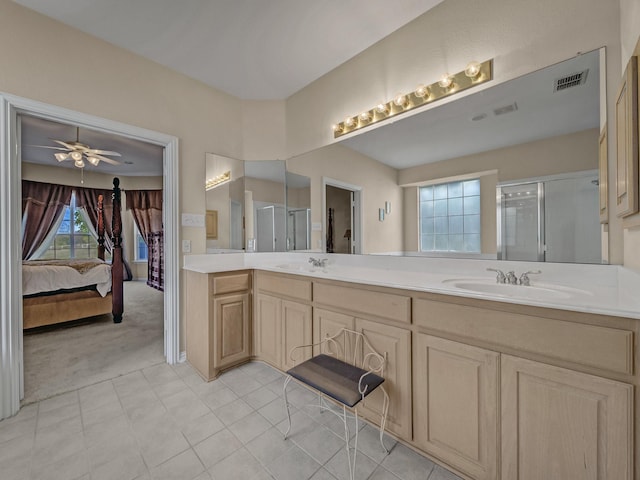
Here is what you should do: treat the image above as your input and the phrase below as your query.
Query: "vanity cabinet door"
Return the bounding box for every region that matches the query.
[281,300,312,371]
[213,293,250,370]
[414,334,499,480]
[615,55,638,218]
[254,293,282,369]
[313,308,355,358]
[501,355,632,480]
[355,318,412,439]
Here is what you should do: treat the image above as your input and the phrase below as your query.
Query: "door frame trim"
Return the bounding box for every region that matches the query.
[0,92,180,420]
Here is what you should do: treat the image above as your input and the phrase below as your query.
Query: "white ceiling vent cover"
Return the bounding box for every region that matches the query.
[554,69,589,92]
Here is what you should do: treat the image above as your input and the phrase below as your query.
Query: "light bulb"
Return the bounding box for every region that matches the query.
[438,73,453,89]
[332,124,343,133]
[70,151,82,161]
[375,103,389,115]
[358,111,372,122]
[74,159,85,168]
[55,152,69,162]
[344,117,356,128]
[465,61,481,78]
[393,93,408,108]
[415,84,430,98]
[87,156,100,166]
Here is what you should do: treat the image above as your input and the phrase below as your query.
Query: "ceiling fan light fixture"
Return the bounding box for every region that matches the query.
[74,158,85,168]
[70,151,83,161]
[55,152,69,162]
[87,156,100,166]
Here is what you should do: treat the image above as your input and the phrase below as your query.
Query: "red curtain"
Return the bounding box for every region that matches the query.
[21,180,73,260]
[126,189,163,291]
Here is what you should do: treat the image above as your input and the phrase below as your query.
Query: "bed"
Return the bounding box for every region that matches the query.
[22,178,125,329]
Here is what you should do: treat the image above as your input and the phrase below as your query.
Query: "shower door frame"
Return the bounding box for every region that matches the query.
[496,181,546,262]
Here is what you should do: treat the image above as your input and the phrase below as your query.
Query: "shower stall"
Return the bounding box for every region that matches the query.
[497,171,601,263]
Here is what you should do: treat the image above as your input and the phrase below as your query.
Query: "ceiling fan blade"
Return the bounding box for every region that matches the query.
[53,140,76,150]
[87,149,122,157]
[91,153,122,165]
[25,145,69,151]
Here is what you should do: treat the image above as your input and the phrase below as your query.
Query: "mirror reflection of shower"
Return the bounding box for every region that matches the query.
[286,171,312,251]
[497,170,600,263]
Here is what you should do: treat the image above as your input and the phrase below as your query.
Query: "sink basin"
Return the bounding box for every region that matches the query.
[442,278,591,300]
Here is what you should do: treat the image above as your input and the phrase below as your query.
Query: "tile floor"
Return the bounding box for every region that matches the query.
[0,361,463,480]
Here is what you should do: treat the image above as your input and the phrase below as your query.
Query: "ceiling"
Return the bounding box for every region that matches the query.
[13,0,444,100]
[21,115,164,176]
[341,50,600,169]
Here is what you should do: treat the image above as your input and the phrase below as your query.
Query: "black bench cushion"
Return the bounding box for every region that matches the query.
[286,354,385,408]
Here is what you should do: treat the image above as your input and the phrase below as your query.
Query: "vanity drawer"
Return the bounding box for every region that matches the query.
[256,272,312,301]
[414,298,633,375]
[212,272,251,295]
[314,283,410,323]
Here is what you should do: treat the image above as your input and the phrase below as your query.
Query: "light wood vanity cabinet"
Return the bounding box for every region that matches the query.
[501,355,633,480]
[313,282,413,440]
[356,318,412,440]
[254,272,312,370]
[187,269,637,480]
[414,293,635,480]
[185,270,251,380]
[413,334,499,480]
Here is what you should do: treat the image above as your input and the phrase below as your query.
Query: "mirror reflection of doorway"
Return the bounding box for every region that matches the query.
[325,184,358,254]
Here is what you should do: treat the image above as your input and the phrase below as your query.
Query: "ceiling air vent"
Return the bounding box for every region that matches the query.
[554,69,588,92]
[493,103,518,116]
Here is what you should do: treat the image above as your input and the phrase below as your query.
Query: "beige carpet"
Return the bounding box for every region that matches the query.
[23,280,164,404]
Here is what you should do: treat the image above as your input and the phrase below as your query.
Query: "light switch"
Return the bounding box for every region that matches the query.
[182,240,191,253]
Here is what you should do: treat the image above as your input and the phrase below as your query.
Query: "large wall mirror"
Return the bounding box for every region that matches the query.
[285,47,604,263]
[205,153,244,253]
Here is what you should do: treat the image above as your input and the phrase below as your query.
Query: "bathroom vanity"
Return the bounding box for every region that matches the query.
[184,253,640,480]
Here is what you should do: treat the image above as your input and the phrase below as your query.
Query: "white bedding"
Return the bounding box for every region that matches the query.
[23,260,112,297]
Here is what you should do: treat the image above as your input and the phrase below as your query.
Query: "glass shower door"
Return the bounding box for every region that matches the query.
[497,183,544,261]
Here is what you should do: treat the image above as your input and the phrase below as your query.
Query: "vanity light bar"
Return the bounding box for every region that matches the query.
[332,59,493,138]
[205,171,231,190]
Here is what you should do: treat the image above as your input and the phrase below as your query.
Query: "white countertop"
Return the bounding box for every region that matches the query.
[183,252,640,320]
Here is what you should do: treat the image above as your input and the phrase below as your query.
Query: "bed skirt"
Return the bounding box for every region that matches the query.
[23,290,112,329]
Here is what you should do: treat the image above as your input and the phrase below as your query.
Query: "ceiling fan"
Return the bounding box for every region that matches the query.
[30,126,122,168]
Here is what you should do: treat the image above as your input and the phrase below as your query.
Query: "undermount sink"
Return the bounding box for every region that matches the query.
[442,278,591,300]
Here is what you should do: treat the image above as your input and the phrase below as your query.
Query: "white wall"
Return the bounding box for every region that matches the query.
[620,0,640,68]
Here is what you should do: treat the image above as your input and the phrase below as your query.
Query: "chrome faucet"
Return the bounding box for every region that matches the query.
[486,268,506,284]
[505,271,518,285]
[308,257,328,268]
[519,270,541,286]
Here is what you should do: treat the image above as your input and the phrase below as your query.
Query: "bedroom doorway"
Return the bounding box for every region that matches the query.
[0,93,180,420]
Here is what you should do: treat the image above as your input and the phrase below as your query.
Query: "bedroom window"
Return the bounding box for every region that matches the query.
[38,193,102,260]
[419,179,481,253]
[134,226,148,262]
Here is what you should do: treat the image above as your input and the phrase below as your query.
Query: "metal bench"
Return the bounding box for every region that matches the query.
[283,328,389,480]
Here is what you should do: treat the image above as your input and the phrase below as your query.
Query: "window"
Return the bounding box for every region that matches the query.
[419,179,481,253]
[39,193,102,260]
[134,226,148,262]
